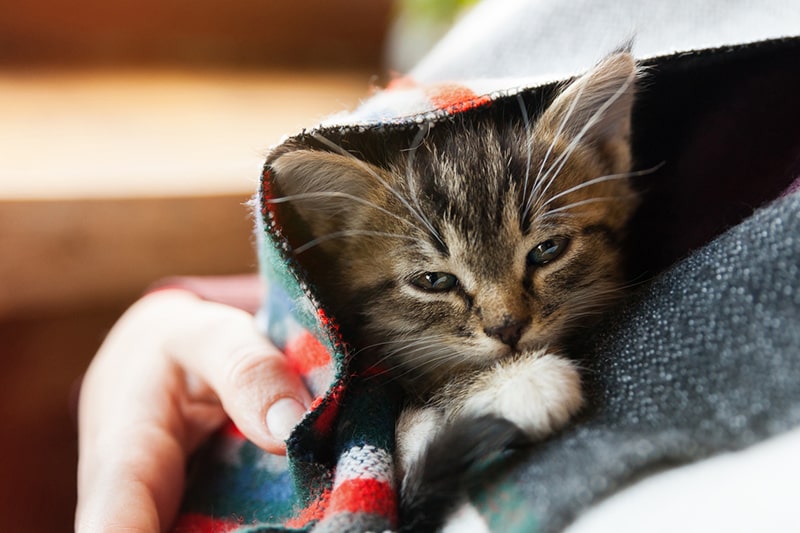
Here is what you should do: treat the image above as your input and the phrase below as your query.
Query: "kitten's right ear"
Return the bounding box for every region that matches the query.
[268,149,377,239]
[536,51,638,172]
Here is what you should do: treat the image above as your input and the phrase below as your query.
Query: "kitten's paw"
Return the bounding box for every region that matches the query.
[395,405,444,482]
[459,352,583,439]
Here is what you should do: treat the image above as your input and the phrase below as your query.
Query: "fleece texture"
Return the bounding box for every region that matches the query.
[175,1,800,531]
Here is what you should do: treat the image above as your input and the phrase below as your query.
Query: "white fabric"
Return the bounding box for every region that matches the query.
[566,426,800,532]
[412,0,800,82]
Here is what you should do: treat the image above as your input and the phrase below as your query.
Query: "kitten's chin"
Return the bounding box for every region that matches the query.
[484,338,556,361]
[518,329,562,354]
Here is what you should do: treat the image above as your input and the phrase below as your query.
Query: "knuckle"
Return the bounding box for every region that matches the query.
[222,344,287,391]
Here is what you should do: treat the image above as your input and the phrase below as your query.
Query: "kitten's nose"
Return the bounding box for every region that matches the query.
[484,318,527,348]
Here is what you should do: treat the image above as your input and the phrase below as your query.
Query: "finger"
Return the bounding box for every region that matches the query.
[77,306,211,533]
[76,421,185,533]
[163,295,313,454]
[77,290,235,532]
[76,289,310,532]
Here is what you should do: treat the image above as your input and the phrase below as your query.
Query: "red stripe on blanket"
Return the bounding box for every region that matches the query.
[285,330,332,374]
[221,420,245,440]
[284,488,332,528]
[311,381,345,434]
[427,83,492,114]
[316,307,340,335]
[261,169,276,216]
[172,512,242,532]
[328,478,397,520]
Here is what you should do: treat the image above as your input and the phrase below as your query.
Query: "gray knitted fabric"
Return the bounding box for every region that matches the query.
[472,190,800,532]
[413,3,800,526]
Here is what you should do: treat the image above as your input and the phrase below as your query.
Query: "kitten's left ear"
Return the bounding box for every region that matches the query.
[268,149,380,243]
[536,52,637,171]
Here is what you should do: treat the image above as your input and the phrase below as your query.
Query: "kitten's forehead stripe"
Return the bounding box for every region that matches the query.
[405,120,532,280]
[429,219,450,256]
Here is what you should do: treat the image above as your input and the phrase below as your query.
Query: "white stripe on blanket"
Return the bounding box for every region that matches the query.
[333,445,395,488]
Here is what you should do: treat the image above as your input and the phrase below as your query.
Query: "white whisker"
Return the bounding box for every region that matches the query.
[267,191,419,230]
[537,163,661,210]
[516,94,534,220]
[363,334,448,370]
[294,229,420,254]
[530,76,635,220]
[538,196,623,217]
[401,348,460,376]
[524,78,589,220]
[403,123,445,248]
[357,334,443,355]
[312,132,446,248]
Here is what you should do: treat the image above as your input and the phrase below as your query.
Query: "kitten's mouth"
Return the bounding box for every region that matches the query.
[488,343,519,360]
[507,338,549,358]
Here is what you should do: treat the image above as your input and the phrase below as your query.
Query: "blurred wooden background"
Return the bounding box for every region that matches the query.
[0,0,393,530]
[0,0,391,69]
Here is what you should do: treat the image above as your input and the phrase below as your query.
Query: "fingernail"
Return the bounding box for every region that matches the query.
[266,398,306,441]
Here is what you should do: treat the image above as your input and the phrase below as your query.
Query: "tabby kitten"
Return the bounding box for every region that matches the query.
[269,51,638,526]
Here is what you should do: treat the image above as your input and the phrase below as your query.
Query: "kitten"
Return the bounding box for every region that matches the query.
[268,51,639,530]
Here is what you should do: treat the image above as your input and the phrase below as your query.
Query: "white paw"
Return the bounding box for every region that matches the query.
[395,405,444,481]
[459,352,583,439]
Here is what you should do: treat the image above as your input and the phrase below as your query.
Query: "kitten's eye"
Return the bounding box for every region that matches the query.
[410,272,459,292]
[527,236,569,266]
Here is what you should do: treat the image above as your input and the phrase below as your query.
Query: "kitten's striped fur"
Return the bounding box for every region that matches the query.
[269,52,639,530]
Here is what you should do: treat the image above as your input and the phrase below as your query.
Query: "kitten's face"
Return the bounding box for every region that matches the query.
[269,52,638,381]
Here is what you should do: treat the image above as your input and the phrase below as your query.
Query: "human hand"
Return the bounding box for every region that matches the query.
[75,289,312,532]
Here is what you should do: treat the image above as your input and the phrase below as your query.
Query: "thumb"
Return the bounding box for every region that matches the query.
[165,295,312,453]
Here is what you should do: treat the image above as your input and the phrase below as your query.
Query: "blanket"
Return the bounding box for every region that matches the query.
[175,1,800,531]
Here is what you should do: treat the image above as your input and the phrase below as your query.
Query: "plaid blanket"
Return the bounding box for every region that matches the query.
[175,1,800,531]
